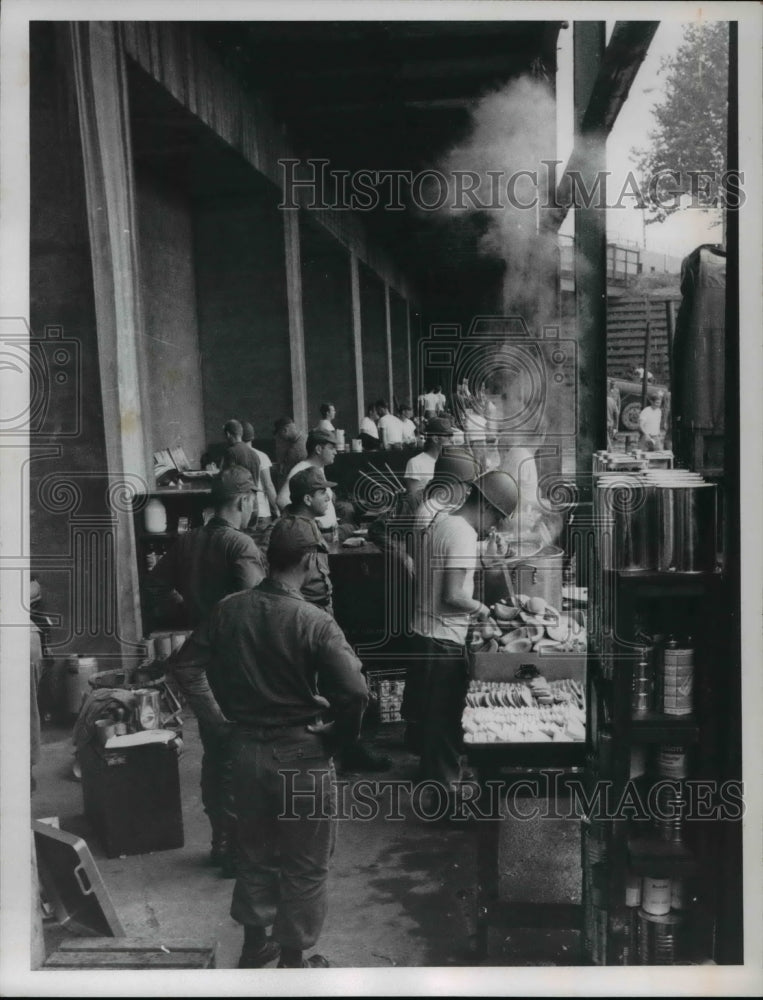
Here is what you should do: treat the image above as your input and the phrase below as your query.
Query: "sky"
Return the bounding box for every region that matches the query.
[557,19,726,259]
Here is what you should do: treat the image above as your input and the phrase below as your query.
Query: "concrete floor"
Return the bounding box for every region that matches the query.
[32,718,583,970]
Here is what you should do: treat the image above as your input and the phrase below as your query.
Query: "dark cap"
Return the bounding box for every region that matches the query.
[211,465,257,501]
[307,428,337,448]
[472,470,518,519]
[268,516,321,561]
[289,466,337,501]
[425,416,454,437]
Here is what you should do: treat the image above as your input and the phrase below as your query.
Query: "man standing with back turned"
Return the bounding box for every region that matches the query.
[169,518,368,969]
[144,466,266,875]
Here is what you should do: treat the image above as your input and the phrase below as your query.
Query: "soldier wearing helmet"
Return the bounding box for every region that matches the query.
[410,469,518,814]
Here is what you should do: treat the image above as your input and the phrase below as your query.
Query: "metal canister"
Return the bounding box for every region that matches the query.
[654,785,686,844]
[656,745,689,779]
[654,481,717,572]
[662,642,694,716]
[638,908,682,964]
[642,876,672,916]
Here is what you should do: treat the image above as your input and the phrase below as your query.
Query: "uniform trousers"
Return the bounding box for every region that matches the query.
[229,726,337,950]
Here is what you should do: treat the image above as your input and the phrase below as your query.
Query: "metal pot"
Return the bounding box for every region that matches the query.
[655,482,717,572]
[506,545,564,609]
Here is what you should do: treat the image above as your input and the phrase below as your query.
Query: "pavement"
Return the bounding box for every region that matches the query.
[32,717,583,971]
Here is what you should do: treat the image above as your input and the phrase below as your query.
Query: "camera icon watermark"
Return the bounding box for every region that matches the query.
[418,315,577,442]
[0,318,82,437]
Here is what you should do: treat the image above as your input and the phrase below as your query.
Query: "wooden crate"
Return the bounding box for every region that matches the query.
[43,937,216,969]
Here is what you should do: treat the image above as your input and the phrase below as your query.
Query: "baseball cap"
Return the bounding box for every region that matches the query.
[289,466,337,501]
[433,448,480,484]
[210,465,257,501]
[425,416,454,437]
[308,428,337,447]
[268,516,321,561]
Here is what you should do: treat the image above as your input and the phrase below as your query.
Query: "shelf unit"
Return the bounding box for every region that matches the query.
[131,488,215,634]
[585,543,730,965]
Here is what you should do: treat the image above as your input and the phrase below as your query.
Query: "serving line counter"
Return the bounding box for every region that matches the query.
[464,550,589,958]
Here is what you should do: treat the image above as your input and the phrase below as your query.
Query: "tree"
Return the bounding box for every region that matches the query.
[632,23,728,226]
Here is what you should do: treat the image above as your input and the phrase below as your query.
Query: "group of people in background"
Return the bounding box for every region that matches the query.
[144,385,535,969]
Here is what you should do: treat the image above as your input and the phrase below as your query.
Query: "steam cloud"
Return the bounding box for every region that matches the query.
[435,76,560,325]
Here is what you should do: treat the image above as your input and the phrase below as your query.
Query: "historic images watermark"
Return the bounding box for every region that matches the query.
[279,771,746,824]
[279,158,746,213]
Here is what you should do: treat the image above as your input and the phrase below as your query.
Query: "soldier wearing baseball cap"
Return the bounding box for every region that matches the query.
[288,466,337,502]
[403,416,455,513]
[170,505,368,970]
[283,456,392,773]
[280,469,336,614]
[145,463,266,875]
[276,429,339,530]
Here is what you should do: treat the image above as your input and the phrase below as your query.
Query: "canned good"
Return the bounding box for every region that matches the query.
[642,876,672,915]
[625,871,642,907]
[638,908,682,964]
[661,643,694,716]
[656,745,689,779]
[654,785,686,844]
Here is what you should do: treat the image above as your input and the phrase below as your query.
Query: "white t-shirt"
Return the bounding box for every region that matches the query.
[277,459,337,529]
[639,406,662,437]
[413,494,458,533]
[252,448,273,518]
[435,391,447,412]
[413,512,478,645]
[401,417,417,443]
[315,418,335,433]
[377,413,404,447]
[360,416,379,439]
[421,391,439,414]
[404,451,436,485]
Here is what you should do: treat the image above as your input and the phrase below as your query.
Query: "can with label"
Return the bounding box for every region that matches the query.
[642,876,672,915]
[656,745,689,779]
[662,642,694,716]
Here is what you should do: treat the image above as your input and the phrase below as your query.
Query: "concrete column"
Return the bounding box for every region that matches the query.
[350,251,364,428]
[283,209,308,431]
[384,282,394,406]
[70,22,150,646]
[406,302,414,409]
[573,22,608,490]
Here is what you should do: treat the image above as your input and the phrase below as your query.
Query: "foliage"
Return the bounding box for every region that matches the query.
[632,23,729,225]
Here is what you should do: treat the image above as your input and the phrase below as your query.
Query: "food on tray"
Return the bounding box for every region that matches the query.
[462,678,586,743]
